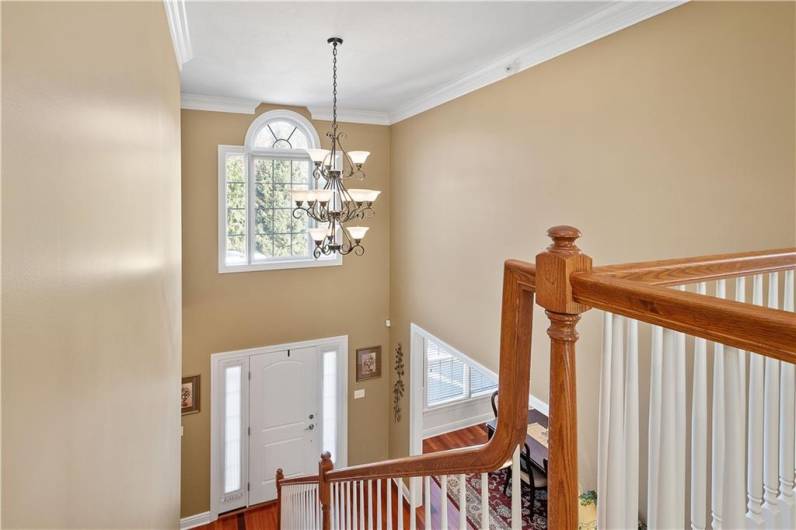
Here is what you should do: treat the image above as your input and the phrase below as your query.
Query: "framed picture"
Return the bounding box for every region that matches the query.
[356,346,382,382]
[181,375,200,415]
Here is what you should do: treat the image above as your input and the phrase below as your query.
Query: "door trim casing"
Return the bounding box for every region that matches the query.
[209,335,348,521]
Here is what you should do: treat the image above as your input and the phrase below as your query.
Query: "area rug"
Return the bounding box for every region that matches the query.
[435,468,547,529]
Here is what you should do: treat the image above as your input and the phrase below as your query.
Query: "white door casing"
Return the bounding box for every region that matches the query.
[249,347,321,504]
[209,336,348,521]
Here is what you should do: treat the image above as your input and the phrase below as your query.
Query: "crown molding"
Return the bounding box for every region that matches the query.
[163,0,193,70]
[388,0,686,124]
[308,106,391,126]
[181,93,260,114]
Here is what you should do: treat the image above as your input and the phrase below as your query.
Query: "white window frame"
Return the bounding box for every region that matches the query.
[218,109,342,273]
[419,330,497,411]
[209,335,348,521]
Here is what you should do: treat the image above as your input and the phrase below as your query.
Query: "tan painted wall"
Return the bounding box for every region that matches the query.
[1,2,182,528]
[388,0,796,491]
[180,105,390,517]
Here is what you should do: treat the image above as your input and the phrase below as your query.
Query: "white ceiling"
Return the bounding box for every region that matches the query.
[177,1,682,123]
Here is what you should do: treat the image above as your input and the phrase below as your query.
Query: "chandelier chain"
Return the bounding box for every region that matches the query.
[332,41,338,137]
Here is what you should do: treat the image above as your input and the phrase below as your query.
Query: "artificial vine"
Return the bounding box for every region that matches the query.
[392,343,405,423]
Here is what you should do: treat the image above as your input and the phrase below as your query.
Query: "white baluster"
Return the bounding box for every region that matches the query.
[290,486,295,530]
[377,479,383,530]
[511,445,521,530]
[300,485,305,530]
[424,476,431,530]
[648,325,664,528]
[762,273,782,525]
[778,271,795,528]
[480,473,489,530]
[397,480,403,530]
[747,274,766,527]
[597,312,615,529]
[387,479,393,530]
[360,481,366,530]
[691,283,708,530]
[410,477,417,530]
[347,481,353,530]
[716,277,748,530]
[369,480,375,530]
[675,321,687,520]
[353,481,360,530]
[441,475,448,530]
[296,486,300,530]
[648,326,686,528]
[625,318,639,530]
[331,483,337,530]
[308,485,313,529]
[598,313,631,528]
[458,474,466,530]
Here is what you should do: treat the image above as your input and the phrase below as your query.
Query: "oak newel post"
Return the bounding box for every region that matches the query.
[536,225,592,530]
[319,452,334,530]
[275,468,284,528]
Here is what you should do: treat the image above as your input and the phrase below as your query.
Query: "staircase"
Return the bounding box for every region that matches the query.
[276,226,796,530]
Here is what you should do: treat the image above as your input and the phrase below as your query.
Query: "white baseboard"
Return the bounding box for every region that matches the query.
[180,511,213,530]
[422,411,493,439]
[529,395,549,416]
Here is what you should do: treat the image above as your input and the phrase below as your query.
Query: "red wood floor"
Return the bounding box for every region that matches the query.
[194,424,488,530]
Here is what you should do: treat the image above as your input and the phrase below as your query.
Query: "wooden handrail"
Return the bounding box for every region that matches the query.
[572,271,796,363]
[325,259,536,482]
[594,248,796,286]
[278,474,319,486]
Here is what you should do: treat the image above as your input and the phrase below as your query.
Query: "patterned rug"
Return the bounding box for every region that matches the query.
[435,468,547,529]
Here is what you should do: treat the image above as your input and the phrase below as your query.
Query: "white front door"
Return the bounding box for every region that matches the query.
[248,346,320,504]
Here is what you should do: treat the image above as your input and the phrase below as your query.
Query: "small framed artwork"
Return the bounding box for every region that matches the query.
[356,346,382,382]
[181,375,200,415]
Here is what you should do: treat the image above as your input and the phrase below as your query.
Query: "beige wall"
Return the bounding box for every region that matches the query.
[1,2,182,528]
[180,105,391,517]
[388,0,796,490]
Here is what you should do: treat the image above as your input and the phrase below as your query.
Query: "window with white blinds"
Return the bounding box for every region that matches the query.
[424,336,497,408]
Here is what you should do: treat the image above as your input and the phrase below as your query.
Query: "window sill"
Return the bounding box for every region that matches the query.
[424,392,493,413]
[219,255,342,273]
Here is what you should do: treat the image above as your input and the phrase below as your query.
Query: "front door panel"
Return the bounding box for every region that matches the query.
[249,347,319,504]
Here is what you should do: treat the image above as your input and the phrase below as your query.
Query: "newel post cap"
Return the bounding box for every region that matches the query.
[546,225,582,252]
[319,451,334,473]
[536,225,592,314]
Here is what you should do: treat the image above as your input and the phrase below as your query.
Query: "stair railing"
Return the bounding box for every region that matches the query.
[571,232,796,529]
[277,225,795,530]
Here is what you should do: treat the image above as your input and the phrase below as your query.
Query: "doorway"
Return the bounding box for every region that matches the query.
[210,336,348,518]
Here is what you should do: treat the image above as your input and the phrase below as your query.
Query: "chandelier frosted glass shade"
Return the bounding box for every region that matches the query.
[292,37,381,259]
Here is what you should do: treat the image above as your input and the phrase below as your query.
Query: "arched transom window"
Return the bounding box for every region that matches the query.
[252,119,310,150]
[219,110,338,272]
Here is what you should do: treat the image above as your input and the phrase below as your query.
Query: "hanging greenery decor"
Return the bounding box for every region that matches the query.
[392,343,405,423]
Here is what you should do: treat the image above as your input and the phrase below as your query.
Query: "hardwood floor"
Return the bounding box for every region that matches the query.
[195,502,278,530]
[194,425,488,530]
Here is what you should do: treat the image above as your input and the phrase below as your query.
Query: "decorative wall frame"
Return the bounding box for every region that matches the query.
[356,345,382,382]
[181,375,200,415]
